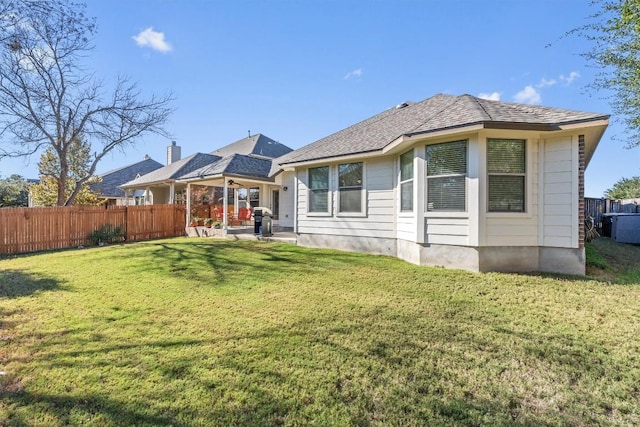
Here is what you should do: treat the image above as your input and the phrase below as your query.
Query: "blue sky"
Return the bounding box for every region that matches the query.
[1,0,638,197]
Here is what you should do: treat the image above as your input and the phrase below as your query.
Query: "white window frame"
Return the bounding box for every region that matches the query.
[425,140,468,212]
[399,149,414,213]
[337,161,366,217]
[486,138,526,214]
[307,166,331,216]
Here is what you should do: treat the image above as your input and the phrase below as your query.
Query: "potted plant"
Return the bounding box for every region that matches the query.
[190,216,200,227]
[204,218,213,228]
[213,221,222,229]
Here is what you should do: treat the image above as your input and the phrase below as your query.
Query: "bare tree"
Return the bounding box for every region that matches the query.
[0,0,173,205]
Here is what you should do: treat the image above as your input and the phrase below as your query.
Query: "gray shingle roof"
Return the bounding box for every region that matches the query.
[277,93,609,165]
[92,157,163,198]
[121,153,221,187]
[211,134,293,159]
[180,154,273,181]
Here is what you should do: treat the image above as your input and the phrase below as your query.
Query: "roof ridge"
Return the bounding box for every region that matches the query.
[281,103,409,163]
[98,157,161,177]
[168,152,219,179]
[463,94,494,121]
[404,94,460,135]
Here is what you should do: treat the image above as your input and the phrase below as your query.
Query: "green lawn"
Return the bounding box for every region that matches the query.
[1,237,639,426]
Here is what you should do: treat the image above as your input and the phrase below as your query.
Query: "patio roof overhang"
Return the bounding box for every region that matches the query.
[178,173,276,188]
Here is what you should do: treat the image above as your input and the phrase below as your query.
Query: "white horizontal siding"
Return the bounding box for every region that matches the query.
[486,224,538,236]
[277,171,295,227]
[542,137,575,247]
[426,224,468,235]
[544,225,572,237]
[485,217,539,246]
[544,182,572,194]
[545,236,573,247]
[544,171,572,184]
[397,216,416,241]
[425,217,469,245]
[296,158,395,239]
[427,234,469,245]
[544,215,573,226]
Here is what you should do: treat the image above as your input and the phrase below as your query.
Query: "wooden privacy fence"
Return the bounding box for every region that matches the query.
[0,204,187,255]
[584,197,640,233]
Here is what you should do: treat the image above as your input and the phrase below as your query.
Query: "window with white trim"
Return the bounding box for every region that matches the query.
[338,162,363,213]
[400,149,414,212]
[308,166,330,213]
[426,140,467,212]
[487,138,526,212]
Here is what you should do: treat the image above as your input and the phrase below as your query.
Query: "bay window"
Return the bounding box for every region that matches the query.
[400,150,414,212]
[487,138,526,212]
[426,140,467,211]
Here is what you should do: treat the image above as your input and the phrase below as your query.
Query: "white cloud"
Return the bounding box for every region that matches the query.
[514,85,541,104]
[132,27,172,53]
[536,77,557,88]
[560,71,581,85]
[478,92,501,101]
[344,68,362,80]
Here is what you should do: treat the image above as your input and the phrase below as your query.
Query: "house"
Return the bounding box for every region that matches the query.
[26,156,163,207]
[90,155,163,206]
[274,93,609,275]
[120,134,294,228]
[119,152,222,205]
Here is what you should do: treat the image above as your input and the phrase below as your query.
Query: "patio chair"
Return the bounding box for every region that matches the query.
[238,207,248,226]
[213,207,223,222]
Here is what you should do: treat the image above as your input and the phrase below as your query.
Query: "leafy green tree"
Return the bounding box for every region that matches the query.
[604,176,640,199]
[0,0,173,206]
[30,139,102,206]
[29,175,101,207]
[0,174,29,207]
[573,0,640,147]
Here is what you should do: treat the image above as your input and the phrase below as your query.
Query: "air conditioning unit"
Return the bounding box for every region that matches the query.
[609,214,640,244]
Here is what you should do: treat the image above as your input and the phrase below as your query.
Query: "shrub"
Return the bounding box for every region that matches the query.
[90,224,125,246]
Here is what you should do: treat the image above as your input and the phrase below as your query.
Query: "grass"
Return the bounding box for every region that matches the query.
[0,237,639,426]
[586,237,640,283]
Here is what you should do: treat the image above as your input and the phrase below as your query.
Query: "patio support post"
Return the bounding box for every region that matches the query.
[294,170,299,233]
[169,182,175,204]
[223,178,229,230]
[186,182,191,226]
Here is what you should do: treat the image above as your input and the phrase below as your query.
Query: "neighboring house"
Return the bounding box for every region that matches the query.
[120,152,222,205]
[274,93,609,275]
[91,155,163,206]
[120,134,294,227]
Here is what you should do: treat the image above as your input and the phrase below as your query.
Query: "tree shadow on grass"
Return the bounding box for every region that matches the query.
[0,270,61,298]
[7,300,632,426]
[1,391,177,426]
[125,239,369,288]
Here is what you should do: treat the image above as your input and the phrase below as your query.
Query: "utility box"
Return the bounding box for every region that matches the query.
[609,214,640,244]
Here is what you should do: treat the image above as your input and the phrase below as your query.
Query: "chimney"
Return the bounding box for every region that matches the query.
[167,141,181,165]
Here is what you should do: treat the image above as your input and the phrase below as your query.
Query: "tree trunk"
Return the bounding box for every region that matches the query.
[58,166,67,206]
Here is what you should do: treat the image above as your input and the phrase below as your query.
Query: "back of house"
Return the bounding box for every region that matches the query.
[274,93,609,275]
